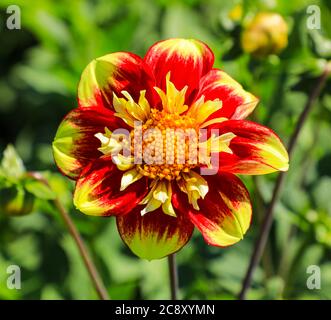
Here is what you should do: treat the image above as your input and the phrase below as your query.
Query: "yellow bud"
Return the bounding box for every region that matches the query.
[241,12,288,58]
[229,4,243,22]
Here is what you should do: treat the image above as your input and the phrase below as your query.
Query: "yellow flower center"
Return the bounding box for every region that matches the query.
[131,108,200,181]
[94,74,236,216]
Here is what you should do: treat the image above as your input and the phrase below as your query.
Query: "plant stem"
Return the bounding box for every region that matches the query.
[168,254,179,300]
[52,197,110,300]
[238,62,331,300]
[253,176,274,278]
[27,172,110,300]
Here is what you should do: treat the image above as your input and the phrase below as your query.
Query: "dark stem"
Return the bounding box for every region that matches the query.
[253,176,274,278]
[52,197,110,300]
[27,172,110,300]
[238,63,331,300]
[168,254,179,300]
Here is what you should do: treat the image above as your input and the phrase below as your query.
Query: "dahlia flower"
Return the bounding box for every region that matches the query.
[52,38,289,260]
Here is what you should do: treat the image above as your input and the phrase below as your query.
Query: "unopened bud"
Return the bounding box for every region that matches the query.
[241,12,288,58]
[0,186,34,216]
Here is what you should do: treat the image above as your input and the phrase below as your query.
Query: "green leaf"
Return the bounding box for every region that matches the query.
[313,177,331,214]
[24,179,56,200]
[309,30,331,58]
[0,145,25,181]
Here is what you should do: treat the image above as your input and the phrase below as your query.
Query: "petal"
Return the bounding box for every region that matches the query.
[198,132,236,160]
[162,182,177,217]
[116,205,194,260]
[212,120,289,175]
[73,156,148,216]
[188,173,252,247]
[140,180,176,216]
[95,129,131,158]
[52,107,127,179]
[78,52,155,108]
[113,154,135,171]
[113,90,151,126]
[120,168,143,191]
[197,69,258,120]
[186,95,222,125]
[154,73,188,114]
[177,171,209,210]
[144,38,214,103]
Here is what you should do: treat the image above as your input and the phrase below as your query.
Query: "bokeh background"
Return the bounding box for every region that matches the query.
[1,0,331,300]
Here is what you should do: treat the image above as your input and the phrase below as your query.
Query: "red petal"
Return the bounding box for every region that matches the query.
[209,120,289,175]
[78,52,156,109]
[188,173,252,247]
[74,156,148,216]
[144,38,214,103]
[197,69,258,120]
[117,198,194,260]
[52,107,128,179]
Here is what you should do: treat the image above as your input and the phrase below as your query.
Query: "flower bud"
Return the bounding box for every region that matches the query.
[0,185,34,216]
[241,12,288,58]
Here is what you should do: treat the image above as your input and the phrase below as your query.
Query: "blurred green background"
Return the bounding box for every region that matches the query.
[1,0,331,300]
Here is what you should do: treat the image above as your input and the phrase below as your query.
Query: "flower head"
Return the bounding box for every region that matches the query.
[52,38,289,260]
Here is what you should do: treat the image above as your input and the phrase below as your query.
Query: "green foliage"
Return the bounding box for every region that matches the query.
[0,0,331,300]
[24,180,56,200]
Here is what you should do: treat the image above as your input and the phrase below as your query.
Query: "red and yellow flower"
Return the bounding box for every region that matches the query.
[52,39,289,260]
